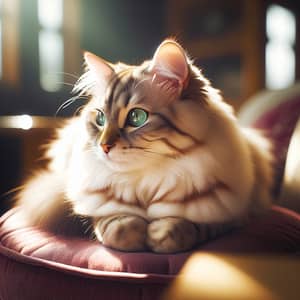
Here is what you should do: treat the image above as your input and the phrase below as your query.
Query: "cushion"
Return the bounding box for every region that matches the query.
[280,118,300,212]
[238,85,300,197]
[1,206,300,300]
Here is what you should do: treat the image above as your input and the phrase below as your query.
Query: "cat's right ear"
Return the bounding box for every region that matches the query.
[148,40,189,99]
[84,52,115,86]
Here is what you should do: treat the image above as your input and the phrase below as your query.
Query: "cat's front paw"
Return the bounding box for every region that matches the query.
[147,217,198,253]
[94,215,148,252]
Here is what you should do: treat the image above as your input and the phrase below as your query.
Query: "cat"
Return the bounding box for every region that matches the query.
[16,39,274,253]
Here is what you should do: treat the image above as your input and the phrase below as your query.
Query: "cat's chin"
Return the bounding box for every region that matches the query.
[98,149,159,172]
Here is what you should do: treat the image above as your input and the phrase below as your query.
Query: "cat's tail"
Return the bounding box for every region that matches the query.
[242,128,274,215]
[15,170,90,236]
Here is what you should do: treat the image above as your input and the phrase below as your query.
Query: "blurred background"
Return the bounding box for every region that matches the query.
[0,0,300,213]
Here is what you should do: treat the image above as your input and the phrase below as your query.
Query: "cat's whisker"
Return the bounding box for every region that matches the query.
[54,72,80,80]
[151,73,157,85]
[56,82,78,88]
[55,96,85,116]
[3,185,25,197]
[72,70,96,97]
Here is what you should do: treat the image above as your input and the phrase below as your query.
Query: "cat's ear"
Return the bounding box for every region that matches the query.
[149,40,189,95]
[84,51,114,86]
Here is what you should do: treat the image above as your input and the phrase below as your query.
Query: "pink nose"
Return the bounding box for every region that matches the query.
[101,143,114,154]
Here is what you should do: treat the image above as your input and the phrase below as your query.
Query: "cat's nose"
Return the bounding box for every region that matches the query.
[101,143,115,154]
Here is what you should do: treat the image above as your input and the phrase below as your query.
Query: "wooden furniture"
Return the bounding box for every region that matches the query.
[0,116,63,214]
[166,0,300,110]
[0,115,62,174]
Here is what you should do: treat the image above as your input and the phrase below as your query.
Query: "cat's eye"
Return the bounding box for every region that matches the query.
[95,110,106,127]
[126,108,148,127]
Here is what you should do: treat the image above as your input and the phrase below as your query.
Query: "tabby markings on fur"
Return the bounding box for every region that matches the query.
[16,39,273,253]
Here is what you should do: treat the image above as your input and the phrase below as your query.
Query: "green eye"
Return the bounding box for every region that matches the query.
[127,108,148,127]
[96,110,106,126]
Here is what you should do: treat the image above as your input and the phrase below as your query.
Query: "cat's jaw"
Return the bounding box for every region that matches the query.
[93,143,170,172]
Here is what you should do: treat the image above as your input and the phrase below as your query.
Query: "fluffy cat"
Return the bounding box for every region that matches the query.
[16,40,273,253]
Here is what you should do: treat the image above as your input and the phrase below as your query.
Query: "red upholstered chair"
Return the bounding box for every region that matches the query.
[238,82,300,199]
[0,206,299,300]
[1,84,300,300]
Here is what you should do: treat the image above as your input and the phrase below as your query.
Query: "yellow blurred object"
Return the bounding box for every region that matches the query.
[280,117,300,212]
[0,115,64,175]
[164,253,300,300]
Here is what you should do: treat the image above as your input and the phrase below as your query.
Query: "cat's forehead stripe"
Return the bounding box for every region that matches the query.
[104,72,125,110]
[105,69,134,111]
[114,77,134,108]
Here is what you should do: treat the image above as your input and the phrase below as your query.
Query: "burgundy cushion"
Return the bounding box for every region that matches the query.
[251,95,300,196]
[0,206,300,300]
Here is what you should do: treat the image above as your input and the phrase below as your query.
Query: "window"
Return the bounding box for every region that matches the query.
[38,0,64,92]
[0,0,20,85]
[0,0,3,79]
[0,0,80,91]
[266,4,296,90]
[38,0,80,93]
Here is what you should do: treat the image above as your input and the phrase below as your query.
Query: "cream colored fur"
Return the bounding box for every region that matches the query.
[16,40,274,252]
[45,96,272,224]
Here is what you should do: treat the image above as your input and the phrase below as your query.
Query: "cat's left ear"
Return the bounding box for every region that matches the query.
[84,51,115,87]
[149,40,189,95]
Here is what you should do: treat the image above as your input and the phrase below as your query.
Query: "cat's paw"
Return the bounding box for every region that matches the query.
[94,215,148,252]
[147,217,198,253]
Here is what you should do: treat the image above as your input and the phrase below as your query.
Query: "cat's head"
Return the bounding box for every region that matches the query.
[75,40,230,171]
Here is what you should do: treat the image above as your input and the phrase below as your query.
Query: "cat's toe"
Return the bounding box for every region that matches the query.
[94,215,148,252]
[147,217,198,253]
